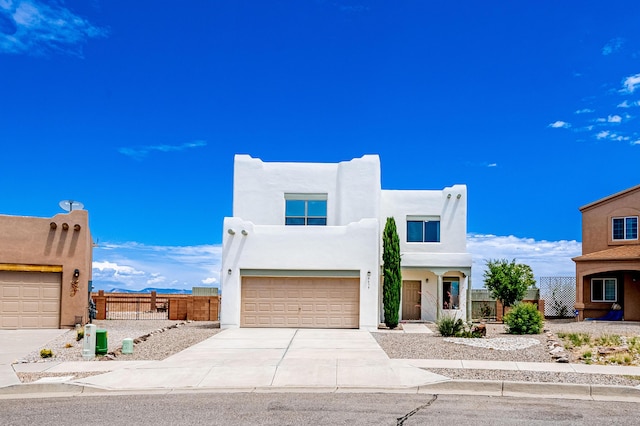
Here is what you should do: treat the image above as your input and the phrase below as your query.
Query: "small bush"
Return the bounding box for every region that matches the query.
[76,329,84,341]
[596,334,622,347]
[436,316,465,337]
[503,302,543,335]
[40,348,53,358]
[558,332,591,348]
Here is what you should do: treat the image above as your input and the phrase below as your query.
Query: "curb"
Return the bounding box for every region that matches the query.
[1,380,640,402]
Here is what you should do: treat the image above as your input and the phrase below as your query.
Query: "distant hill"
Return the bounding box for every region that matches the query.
[105,287,194,294]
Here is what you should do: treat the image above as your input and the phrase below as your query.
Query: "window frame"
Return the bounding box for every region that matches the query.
[443,276,460,310]
[406,216,441,243]
[591,278,617,303]
[612,216,638,241]
[284,194,328,226]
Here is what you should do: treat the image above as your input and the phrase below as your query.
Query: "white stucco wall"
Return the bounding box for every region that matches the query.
[381,185,468,256]
[232,154,381,226]
[220,217,380,328]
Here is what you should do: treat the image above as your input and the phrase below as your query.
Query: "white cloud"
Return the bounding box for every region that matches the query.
[617,100,640,108]
[487,163,497,168]
[595,130,630,142]
[468,234,581,288]
[602,37,624,56]
[92,242,221,291]
[118,140,207,160]
[575,108,594,114]
[632,140,640,146]
[549,121,571,129]
[0,0,106,56]
[622,73,640,94]
[607,115,622,123]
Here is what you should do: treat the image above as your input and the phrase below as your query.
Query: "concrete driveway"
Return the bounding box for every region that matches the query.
[75,328,448,390]
[0,329,69,387]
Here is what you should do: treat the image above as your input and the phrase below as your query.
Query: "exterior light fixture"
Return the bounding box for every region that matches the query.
[227,269,232,275]
[425,278,429,283]
[241,229,248,236]
[227,229,236,235]
[74,269,80,278]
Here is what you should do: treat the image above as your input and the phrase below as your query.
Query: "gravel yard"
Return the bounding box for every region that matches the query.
[15,320,221,382]
[372,319,640,386]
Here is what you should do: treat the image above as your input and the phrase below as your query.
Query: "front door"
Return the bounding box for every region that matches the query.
[402,280,421,321]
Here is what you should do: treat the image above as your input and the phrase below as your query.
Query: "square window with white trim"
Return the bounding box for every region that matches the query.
[591,278,617,302]
[612,216,638,241]
[285,194,327,226]
[407,216,440,243]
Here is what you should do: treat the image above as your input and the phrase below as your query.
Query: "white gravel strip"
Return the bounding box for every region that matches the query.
[443,337,540,351]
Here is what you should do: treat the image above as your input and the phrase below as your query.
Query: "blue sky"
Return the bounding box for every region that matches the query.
[1,1,638,290]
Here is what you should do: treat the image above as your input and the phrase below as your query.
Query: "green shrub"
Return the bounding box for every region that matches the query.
[596,334,622,346]
[456,326,484,338]
[557,332,591,348]
[436,316,465,337]
[40,348,53,358]
[503,302,543,334]
[76,329,84,341]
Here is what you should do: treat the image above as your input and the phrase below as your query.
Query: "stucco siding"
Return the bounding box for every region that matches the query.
[221,217,380,328]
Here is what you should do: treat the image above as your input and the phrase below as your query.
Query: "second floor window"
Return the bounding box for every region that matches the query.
[407,217,440,242]
[285,195,327,226]
[612,216,638,240]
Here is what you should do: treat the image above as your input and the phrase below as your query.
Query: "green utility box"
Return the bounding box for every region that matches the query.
[95,329,108,355]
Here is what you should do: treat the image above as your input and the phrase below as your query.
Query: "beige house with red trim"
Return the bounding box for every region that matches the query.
[573,184,640,321]
[0,210,92,329]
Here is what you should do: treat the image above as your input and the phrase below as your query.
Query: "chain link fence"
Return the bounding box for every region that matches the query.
[539,276,576,318]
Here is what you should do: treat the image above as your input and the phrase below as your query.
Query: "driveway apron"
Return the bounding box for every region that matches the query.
[75,328,448,390]
[0,329,69,387]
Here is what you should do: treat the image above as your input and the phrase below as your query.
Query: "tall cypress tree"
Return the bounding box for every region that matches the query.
[383,217,401,329]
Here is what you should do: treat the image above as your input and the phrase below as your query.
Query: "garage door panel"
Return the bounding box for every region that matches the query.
[22,301,40,313]
[241,276,359,328]
[2,301,19,312]
[22,287,41,298]
[0,271,61,329]
[3,286,19,298]
[41,302,59,313]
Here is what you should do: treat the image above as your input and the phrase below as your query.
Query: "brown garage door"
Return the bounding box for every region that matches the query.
[0,271,61,329]
[241,276,359,328]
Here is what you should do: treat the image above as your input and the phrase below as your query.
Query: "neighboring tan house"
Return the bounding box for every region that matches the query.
[0,210,93,329]
[220,155,472,329]
[573,184,640,321]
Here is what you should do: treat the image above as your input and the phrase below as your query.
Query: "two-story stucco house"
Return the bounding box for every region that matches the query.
[573,184,640,321]
[220,155,472,329]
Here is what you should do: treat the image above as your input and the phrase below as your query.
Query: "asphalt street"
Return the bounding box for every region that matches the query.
[2,392,639,426]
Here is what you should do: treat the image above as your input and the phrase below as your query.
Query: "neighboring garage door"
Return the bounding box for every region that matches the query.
[0,271,61,329]
[241,276,359,328]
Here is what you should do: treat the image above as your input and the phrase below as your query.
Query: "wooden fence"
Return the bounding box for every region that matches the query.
[92,291,219,321]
